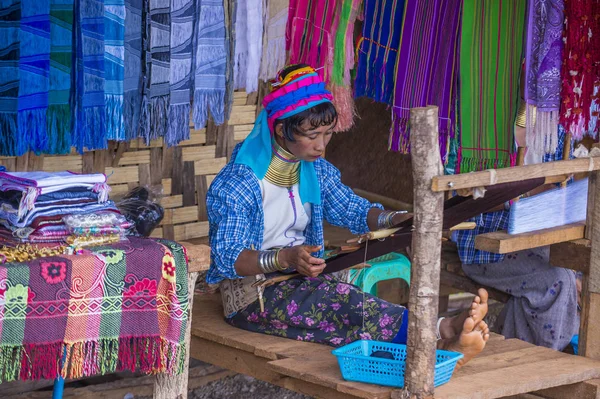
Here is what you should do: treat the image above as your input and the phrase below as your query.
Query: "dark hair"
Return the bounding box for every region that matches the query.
[276,102,338,142]
[274,64,338,142]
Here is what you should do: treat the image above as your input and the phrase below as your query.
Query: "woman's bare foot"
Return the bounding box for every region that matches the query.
[440,317,490,369]
[439,288,489,340]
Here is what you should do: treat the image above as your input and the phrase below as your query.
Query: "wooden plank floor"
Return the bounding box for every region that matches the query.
[191,294,600,399]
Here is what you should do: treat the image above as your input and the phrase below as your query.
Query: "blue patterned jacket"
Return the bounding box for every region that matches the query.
[205,144,382,284]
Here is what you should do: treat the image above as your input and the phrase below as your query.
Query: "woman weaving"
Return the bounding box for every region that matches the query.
[206,65,489,367]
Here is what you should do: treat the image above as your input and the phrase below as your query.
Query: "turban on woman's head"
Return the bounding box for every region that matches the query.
[235,65,334,205]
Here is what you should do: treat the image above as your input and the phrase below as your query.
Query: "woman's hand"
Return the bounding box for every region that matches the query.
[279,245,326,277]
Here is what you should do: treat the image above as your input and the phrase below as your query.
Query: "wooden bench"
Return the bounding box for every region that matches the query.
[190,293,600,399]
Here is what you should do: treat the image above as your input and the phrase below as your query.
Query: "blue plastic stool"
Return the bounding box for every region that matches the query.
[349,252,411,296]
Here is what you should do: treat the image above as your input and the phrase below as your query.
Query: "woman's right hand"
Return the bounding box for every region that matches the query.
[279,245,326,277]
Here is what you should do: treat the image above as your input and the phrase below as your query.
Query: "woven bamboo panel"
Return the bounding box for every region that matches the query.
[0,91,257,242]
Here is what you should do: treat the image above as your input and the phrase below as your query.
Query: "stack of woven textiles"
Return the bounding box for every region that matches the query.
[0,171,130,245]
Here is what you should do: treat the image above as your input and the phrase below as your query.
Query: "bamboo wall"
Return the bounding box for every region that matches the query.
[0,91,257,242]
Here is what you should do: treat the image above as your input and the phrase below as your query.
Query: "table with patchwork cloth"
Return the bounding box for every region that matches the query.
[0,236,194,393]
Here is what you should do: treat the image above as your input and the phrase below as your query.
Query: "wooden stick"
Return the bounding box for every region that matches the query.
[153,271,199,398]
[346,222,475,244]
[401,106,444,399]
[430,156,598,192]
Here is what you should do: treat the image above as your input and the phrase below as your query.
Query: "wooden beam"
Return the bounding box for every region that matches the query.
[430,157,600,192]
[474,223,585,254]
[534,379,600,399]
[402,106,444,398]
[190,337,354,399]
[549,239,591,273]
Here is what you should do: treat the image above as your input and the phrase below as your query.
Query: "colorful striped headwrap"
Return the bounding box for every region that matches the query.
[235,66,333,205]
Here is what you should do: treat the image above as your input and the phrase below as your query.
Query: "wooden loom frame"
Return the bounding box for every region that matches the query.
[156,105,600,398]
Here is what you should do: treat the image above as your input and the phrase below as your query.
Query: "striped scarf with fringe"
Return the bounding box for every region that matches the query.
[286,0,336,82]
[104,0,126,141]
[389,0,462,161]
[123,0,143,140]
[18,0,51,154]
[329,0,360,131]
[354,0,405,105]
[140,0,171,144]
[47,0,73,154]
[166,0,194,146]
[72,0,107,152]
[192,0,226,129]
[233,0,263,93]
[259,0,288,82]
[457,0,527,173]
[0,0,21,156]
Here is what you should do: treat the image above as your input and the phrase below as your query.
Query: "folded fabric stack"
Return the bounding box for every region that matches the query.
[0,171,129,245]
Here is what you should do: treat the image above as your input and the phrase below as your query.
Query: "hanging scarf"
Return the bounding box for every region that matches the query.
[166,0,194,146]
[18,0,51,154]
[560,0,600,140]
[72,0,107,152]
[457,0,527,173]
[259,0,288,82]
[354,0,405,105]
[389,0,462,162]
[104,0,126,141]
[235,67,333,205]
[123,0,143,140]
[524,0,564,158]
[192,0,226,129]
[47,0,74,154]
[233,0,263,93]
[329,0,360,131]
[286,0,336,82]
[0,0,20,156]
[145,0,170,143]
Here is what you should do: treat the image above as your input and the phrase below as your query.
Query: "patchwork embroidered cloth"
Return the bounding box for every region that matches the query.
[560,0,600,140]
[0,237,189,382]
[524,0,564,156]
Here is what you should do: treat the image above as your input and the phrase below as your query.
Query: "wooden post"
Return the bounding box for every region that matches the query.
[399,106,444,398]
[153,271,199,399]
[580,151,600,359]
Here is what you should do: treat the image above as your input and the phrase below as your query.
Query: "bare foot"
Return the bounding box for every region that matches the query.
[439,288,489,339]
[441,317,490,369]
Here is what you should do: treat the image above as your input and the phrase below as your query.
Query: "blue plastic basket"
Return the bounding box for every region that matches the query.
[332,340,463,388]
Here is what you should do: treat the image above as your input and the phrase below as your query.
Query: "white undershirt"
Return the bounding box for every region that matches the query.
[259,180,311,250]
